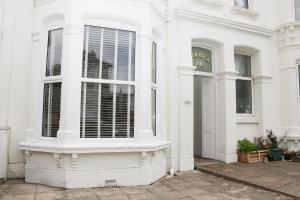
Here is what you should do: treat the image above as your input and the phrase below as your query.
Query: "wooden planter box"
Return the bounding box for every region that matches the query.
[238,150,269,163]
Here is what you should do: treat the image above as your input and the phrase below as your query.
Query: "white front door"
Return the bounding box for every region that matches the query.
[201,77,216,159]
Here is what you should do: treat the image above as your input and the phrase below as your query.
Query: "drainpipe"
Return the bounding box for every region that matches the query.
[0,126,10,182]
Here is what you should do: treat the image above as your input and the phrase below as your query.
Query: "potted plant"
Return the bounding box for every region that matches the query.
[237,139,269,163]
[266,129,283,161]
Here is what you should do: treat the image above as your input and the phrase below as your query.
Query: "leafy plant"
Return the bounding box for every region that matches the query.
[266,129,279,149]
[238,139,259,153]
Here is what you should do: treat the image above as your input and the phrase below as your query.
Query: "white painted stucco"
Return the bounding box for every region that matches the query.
[1,0,300,188]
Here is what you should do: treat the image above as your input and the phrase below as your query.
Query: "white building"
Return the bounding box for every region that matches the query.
[1,0,300,188]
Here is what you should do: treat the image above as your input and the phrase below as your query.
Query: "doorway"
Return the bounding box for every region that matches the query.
[194,75,216,160]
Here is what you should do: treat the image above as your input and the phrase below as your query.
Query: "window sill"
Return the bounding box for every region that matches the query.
[192,0,224,8]
[19,140,171,154]
[236,116,259,124]
[232,7,259,18]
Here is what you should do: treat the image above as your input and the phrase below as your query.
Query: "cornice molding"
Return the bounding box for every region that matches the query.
[34,0,55,7]
[175,8,274,37]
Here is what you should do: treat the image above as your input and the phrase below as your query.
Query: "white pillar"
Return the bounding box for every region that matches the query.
[178,65,195,171]
[136,34,154,142]
[217,44,238,163]
[57,3,83,144]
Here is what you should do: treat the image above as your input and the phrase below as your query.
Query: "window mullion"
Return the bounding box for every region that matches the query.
[49,33,55,76]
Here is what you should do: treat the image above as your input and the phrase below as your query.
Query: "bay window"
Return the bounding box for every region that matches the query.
[295,0,300,20]
[151,42,157,136]
[80,25,136,138]
[235,53,253,114]
[234,0,249,9]
[42,28,63,137]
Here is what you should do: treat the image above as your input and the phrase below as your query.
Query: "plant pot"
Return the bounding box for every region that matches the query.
[269,149,283,161]
[238,150,269,163]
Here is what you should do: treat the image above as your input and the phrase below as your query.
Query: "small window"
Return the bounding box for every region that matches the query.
[151,42,157,136]
[80,25,136,138]
[235,53,253,114]
[192,47,213,73]
[234,0,249,9]
[295,0,300,20]
[42,29,63,137]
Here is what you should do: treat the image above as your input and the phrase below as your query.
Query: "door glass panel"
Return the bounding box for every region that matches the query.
[192,47,213,73]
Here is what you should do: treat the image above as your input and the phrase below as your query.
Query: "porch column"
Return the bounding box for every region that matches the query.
[254,75,273,137]
[217,44,238,163]
[178,65,195,171]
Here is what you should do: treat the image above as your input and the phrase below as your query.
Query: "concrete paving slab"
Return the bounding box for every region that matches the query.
[0,171,291,200]
[196,161,300,198]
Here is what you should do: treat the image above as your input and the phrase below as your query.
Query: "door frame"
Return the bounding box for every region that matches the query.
[192,43,218,160]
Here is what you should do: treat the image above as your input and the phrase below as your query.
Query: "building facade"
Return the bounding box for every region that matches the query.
[0,0,300,188]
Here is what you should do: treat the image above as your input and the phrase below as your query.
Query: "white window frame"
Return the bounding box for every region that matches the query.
[41,26,63,138]
[80,24,137,141]
[151,41,158,137]
[235,52,254,116]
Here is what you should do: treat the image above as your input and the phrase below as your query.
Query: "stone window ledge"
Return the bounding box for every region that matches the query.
[236,117,259,124]
[19,140,171,154]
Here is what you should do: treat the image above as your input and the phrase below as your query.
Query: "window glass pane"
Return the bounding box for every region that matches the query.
[42,83,61,137]
[152,89,157,136]
[192,47,213,73]
[298,65,300,95]
[117,31,130,81]
[100,83,114,138]
[295,0,300,20]
[236,80,252,114]
[152,42,157,84]
[131,36,136,81]
[46,29,63,76]
[130,86,135,137]
[87,26,102,79]
[235,54,251,77]
[102,28,116,80]
[234,0,249,9]
[81,82,99,138]
[115,85,129,138]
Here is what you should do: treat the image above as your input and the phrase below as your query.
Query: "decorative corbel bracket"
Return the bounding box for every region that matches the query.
[71,154,78,169]
[24,151,33,165]
[53,153,63,168]
[140,152,147,166]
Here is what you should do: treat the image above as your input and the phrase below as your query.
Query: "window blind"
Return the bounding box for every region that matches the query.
[42,28,63,137]
[81,25,136,138]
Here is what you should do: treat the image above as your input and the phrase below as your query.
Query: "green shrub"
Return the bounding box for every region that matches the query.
[238,139,259,153]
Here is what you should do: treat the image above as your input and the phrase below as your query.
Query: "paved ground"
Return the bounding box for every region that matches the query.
[196,161,300,198]
[0,171,291,200]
